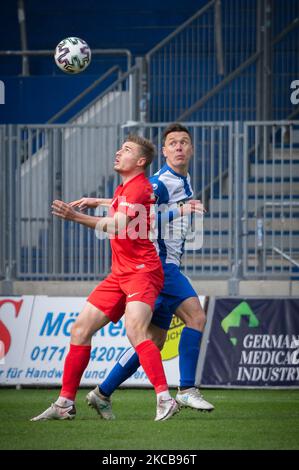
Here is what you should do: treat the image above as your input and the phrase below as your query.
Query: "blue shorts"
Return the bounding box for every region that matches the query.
[151,263,198,331]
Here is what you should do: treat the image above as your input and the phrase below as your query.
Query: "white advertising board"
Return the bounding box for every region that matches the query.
[0,295,206,387]
[0,296,35,384]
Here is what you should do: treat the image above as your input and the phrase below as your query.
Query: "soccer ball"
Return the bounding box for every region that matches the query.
[54,37,91,74]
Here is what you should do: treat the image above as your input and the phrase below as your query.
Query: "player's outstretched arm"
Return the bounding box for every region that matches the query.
[69,197,112,211]
[157,199,206,226]
[52,200,129,235]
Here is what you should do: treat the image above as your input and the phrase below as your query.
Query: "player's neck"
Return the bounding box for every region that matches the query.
[167,162,188,177]
[121,169,144,185]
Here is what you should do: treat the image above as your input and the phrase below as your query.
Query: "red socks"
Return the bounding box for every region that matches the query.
[135,339,168,394]
[60,344,91,401]
[60,340,168,400]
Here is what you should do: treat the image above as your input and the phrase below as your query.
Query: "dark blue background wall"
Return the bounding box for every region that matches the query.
[0,0,204,123]
[0,1,298,124]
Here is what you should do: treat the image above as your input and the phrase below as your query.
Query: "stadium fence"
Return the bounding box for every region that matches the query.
[0,121,298,282]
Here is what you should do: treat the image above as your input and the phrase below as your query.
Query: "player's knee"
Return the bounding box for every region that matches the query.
[193,312,206,331]
[182,310,206,331]
[126,320,149,348]
[197,312,207,330]
[70,322,91,344]
[126,329,143,348]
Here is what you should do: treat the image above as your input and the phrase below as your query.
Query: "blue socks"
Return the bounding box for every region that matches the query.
[99,326,203,396]
[178,327,202,388]
[99,348,140,397]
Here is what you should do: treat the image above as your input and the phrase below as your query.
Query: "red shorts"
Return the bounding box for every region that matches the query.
[87,267,164,323]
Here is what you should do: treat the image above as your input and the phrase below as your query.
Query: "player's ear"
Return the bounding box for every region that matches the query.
[162,146,167,158]
[137,156,147,168]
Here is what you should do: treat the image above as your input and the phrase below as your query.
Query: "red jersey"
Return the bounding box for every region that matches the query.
[109,172,161,275]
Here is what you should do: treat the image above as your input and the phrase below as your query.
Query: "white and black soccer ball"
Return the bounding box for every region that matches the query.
[54,37,91,74]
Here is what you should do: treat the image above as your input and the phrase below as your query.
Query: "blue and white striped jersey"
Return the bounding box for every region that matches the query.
[150,163,193,266]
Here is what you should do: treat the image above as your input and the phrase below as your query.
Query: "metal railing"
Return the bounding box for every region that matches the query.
[45,63,142,126]
[1,120,299,282]
[1,124,122,280]
[47,65,121,124]
[68,64,141,125]
[0,122,235,280]
[243,121,299,278]
[121,122,234,278]
[145,0,299,122]
[0,48,133,76]
[146,0,219,122]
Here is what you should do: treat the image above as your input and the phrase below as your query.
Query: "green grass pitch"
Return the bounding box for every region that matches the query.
[0,388,299,450]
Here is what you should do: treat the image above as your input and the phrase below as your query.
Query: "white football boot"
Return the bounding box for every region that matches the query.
[155,397,179,422]
[176,387,214,412]
[86,387,115,420]
[30,403,76,421]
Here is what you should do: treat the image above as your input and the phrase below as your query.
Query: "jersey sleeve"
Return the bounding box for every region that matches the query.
[117,181,154,218]
[149,175,169,204]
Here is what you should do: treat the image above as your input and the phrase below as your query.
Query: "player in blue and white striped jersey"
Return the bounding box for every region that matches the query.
[87,123,214,418]
[151,161,193,266]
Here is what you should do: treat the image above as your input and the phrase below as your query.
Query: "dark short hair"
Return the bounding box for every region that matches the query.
[125,134,156,168]
[162,123,192,145]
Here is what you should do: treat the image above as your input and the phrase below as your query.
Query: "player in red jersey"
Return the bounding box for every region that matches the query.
[31,135,178,422]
